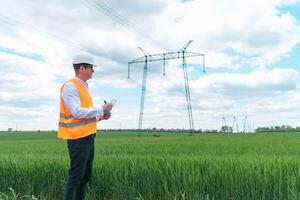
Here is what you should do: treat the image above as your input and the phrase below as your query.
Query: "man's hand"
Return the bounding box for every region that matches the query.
[102,113,111,120]
[96,113,111,122]
[100,99,116,121]
[102,103,113,114]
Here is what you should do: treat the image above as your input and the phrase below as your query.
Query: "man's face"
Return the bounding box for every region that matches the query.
[79,64,94,81]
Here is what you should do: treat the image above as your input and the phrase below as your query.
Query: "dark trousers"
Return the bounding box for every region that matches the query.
[64,134,95,200]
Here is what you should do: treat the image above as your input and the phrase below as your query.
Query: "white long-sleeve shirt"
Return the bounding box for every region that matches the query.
[61,77,102,119]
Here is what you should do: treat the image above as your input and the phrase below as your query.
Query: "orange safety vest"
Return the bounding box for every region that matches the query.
[58,79,97,139]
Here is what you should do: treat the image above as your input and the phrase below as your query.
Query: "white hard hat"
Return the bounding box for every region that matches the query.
[72,52,96,66]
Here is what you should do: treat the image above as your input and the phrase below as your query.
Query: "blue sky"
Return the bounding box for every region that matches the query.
[271,43,300,69]
[0,46,45,62]
[0,0,299,131]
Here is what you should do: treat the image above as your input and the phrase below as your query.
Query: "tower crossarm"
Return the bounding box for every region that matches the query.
[128,51,204,64]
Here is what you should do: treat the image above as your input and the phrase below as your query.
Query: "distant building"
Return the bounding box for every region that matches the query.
[8,128,12,132]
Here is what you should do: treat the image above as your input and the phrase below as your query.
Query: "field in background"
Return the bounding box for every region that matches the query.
[1,131,300,200]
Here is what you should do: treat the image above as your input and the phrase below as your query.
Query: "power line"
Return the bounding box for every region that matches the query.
[87,0,153,40]
[85,0,152,42]
[85,0,170,51]
[0,14,127,64]
[0,14,93,53]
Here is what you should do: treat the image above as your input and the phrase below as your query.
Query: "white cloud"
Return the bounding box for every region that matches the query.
[154,0,300,68]
[0,52,61,129]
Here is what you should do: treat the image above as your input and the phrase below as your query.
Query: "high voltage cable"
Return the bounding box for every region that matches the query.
[87,0,153,40]
[85,0,153,41]
[0,15,88,52]
[2,0,166,54]
[85,0,170,51]
[0,14,123,62]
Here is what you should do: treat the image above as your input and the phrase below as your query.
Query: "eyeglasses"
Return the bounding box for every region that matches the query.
[82,64,94,69]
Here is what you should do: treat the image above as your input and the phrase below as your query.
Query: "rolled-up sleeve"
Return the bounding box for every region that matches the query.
[61,82,102,119]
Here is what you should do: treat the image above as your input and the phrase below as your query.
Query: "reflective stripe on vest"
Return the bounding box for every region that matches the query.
[60,113,73,120]
[59,118,96,128]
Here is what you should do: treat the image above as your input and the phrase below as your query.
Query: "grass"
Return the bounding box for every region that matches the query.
[1,131,300,199]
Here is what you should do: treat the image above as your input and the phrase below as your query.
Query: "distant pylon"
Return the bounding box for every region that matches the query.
[221,114,227,132]
[232,116,239,133]
[243,112,250,133]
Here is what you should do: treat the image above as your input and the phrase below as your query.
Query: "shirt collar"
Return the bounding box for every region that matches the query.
[74,77,88,88]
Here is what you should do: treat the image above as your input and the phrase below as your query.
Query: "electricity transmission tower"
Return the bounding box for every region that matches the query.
[243,112,250,133]
[232,116,239,133]
[221,114,227,133]
[128,40,205,130]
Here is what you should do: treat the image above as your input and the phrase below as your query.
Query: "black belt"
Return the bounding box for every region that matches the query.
[68,133,96,141]
[87,133,96,139]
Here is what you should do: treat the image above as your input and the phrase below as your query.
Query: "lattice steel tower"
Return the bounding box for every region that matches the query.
[128,41,205,130]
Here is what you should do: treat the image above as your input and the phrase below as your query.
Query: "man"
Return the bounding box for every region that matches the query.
[58,52,113,200]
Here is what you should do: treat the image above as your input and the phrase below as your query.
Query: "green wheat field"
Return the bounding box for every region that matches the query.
[1,131,300,200]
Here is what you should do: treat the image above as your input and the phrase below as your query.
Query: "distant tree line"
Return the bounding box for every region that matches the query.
[101,128,202,133]
[104,125,300,134]
[101,128,219,134]
[5,125,300,134]
[255,125,300,133]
